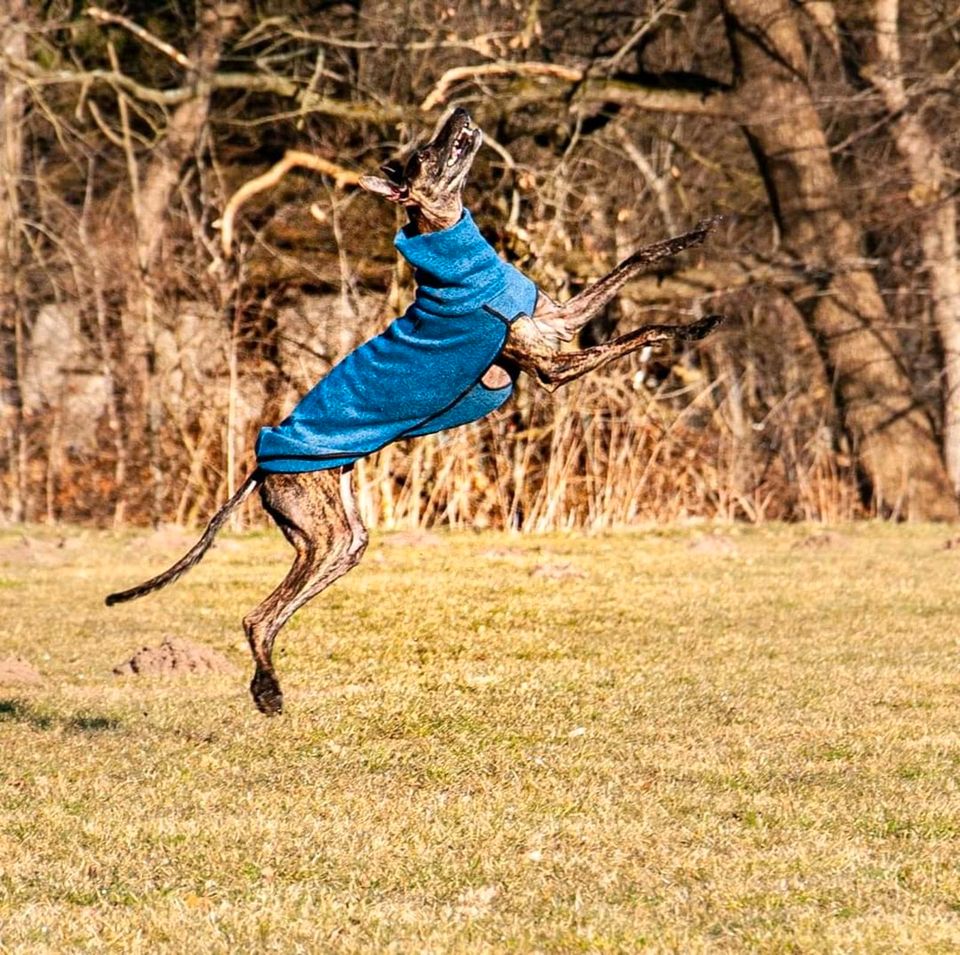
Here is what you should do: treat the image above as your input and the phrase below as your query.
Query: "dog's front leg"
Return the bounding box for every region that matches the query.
[500,217,723,391]
[545,216,722,339]
[503,312,721,392]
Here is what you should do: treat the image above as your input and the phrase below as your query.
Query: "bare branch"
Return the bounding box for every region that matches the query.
[87,6,196,70]
[795,1,841,58]
[420,61,732,118]
[601,1,675,74]
[421,62,581,111]
[85,98,126,148]
[3,54,404,122]
[613,126,677,233]
[107,42,145,269]
[220,150,362,257]
[245,22,513,57]
[297,48,325,130]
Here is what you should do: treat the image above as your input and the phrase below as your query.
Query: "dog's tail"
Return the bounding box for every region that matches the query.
[105,471,263,606]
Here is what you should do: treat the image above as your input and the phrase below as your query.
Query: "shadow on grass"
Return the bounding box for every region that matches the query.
[0,699,122,732]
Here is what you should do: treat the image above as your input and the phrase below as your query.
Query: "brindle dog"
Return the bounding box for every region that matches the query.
[106,108,723,715]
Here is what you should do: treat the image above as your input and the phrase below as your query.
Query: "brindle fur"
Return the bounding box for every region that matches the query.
[244,469,367,715]
[106,108,723,715]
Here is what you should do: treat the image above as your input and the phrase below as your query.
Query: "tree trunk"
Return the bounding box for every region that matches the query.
[80,159,129,528]
[721,0,958,519]
[857,0,960,495]
[0,1,27,521]
[123,1,243,524]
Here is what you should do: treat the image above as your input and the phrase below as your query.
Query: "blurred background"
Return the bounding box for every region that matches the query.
[1,0,958,530]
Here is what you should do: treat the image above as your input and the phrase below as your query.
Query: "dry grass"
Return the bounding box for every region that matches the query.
[30,308,859,529]
[344,355,856,534]
[2,523,960,952]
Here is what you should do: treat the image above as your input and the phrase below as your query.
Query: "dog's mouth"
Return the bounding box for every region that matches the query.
[375,109,482,198]
[445,120,480,168]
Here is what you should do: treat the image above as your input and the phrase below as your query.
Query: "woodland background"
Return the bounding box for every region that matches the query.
[1,0,958,530]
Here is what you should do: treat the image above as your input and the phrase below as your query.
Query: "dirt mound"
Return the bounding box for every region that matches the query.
[0,656,43,685]
[112,636,239,677]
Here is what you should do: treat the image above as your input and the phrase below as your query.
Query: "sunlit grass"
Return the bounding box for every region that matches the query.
[2,523,960,952]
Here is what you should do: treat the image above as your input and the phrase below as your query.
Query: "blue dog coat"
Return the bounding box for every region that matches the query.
[255,210,537,473]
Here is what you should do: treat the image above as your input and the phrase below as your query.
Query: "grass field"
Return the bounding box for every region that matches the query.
[2,522,960,953]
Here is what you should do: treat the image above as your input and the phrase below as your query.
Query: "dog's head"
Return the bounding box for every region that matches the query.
[359,108,483,232]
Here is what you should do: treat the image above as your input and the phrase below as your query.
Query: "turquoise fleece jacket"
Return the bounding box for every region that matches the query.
[255,210,537,473]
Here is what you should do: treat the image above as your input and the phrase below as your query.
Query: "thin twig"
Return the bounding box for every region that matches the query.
[86,98,140,148]
[297,48,325,130]
[3,54,404,121]
[107,42,144,266]
[421,62,581,112]
[219,150,361,257]
[420,60,731,117]
[601,1,676,74]
[613,126,677,233]
[87,6,196,70]
[240,21,512,56]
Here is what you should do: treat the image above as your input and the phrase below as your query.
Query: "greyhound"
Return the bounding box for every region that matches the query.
[106,108,722,715]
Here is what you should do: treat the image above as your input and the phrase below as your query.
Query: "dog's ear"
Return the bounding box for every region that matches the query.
[358,175,406,203]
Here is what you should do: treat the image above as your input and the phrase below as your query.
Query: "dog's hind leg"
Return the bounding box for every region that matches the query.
[243,467,368,715]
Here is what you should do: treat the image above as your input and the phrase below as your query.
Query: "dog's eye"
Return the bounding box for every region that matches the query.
[380,159,405,184]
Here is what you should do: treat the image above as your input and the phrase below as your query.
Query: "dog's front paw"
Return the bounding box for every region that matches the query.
[683,314,725,341]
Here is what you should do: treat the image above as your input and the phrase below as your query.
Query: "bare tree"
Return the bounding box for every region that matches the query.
[0,0,28,520]
[718,0,957,518]
[1,0,957,527]
[104,2,244,523]
[854,0,960,494]
[424,0,959,518]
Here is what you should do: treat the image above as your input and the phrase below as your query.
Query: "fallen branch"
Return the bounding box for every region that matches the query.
[220,150,361,257]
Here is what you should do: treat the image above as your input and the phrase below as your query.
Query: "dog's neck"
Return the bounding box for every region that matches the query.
[405,204,462,235]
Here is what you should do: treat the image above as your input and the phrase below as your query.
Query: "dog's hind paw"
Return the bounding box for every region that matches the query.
[251,669,284,716]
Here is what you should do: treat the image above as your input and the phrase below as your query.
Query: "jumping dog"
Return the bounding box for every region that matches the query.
[106,108,722,715]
